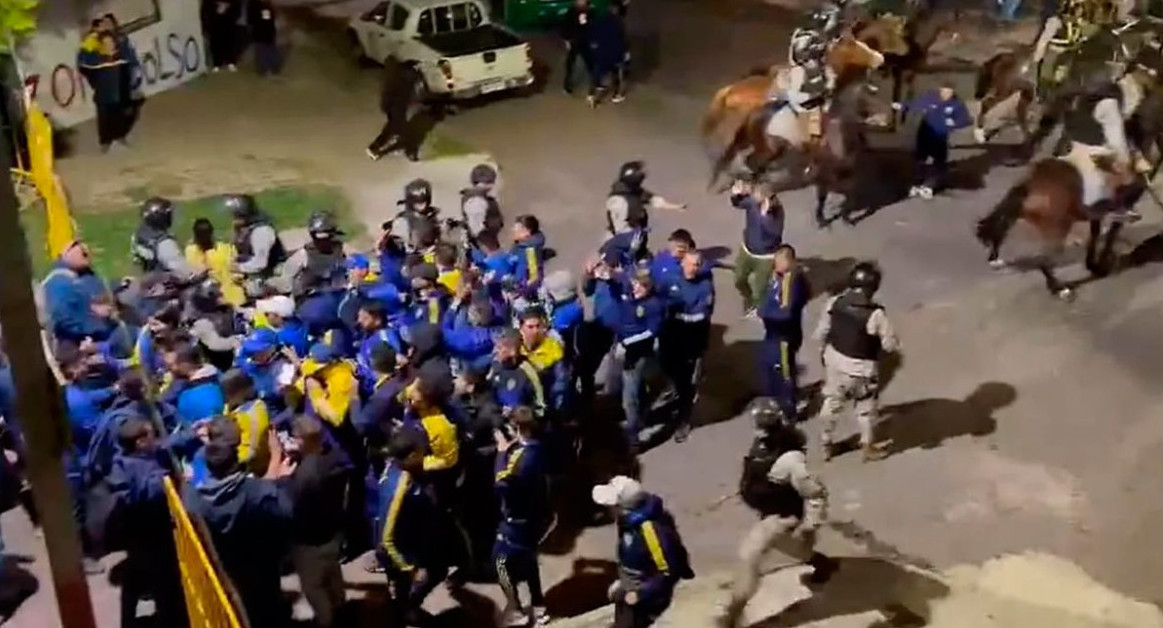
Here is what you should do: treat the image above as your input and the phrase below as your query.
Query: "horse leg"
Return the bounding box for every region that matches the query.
[975,93,1001,144]
[1083,218,1102,274]
[815,179,832,229]
[1096,220,1124,276]
[1037,246,1073,300]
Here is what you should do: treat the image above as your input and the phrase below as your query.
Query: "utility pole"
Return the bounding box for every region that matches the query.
[0,132,97,625]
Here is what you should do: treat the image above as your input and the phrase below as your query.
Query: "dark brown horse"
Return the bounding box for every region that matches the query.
[972,46,1038,148]
[975,156,1140,300]
[701,35,891,188]
[855,8,959,106]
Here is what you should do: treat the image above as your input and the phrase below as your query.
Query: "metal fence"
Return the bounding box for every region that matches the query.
[162,476,245,628]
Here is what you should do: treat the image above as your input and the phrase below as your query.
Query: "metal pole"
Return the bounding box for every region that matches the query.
[0,125,97,626]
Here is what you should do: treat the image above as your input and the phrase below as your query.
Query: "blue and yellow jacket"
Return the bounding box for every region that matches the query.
[522,336,569,411]
[664,268,715,325]
[758,270,810,344]
[495,438,547,550]
[612,282,664,348]
[617,494,694,601]
[407,287,451,327]
[442,308,502,374]
[354,373,406,439]
[226,399,271,472]
[489,357,545,416]
[509,233,546,297]
[374,463,445,571]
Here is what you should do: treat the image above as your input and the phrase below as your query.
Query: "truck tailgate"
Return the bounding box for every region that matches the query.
[421,26,529,89]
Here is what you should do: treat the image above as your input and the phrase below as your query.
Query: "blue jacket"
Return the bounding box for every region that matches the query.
[490,358,546,416]
[374,463,447,571]
[617,494,693,601]
[904,91,973,137]
[510,233,547,297]
[356,328,395,396]
[407,289,451,327]
[758,270,810,343]
[354,373,406,439]
[549,298,584,339]
[41,262,116,343]
[650,251,683,293]
[664,269,715,324]
[600,229,649,270]
[731,194,783,257]
[0,362,19,445]
[183,472,292,625]
[85,395,177,483]
[65,382,117,475]
[237,357,291,409]
[442,308,502,374]
[107,450,175,551]
[273,318,310,358]
[585,277,622,331]
[590,10,628,76]
[495,438,547,551]
[130,328,167,381]
[175,367,225,427]
[77,48,127,106]
[612,282,665,348]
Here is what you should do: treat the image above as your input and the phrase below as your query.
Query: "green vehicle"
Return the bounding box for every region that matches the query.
[488,0,610,32]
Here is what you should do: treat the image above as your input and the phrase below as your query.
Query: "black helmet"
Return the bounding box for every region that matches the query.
[470,163,497,186]
[141,197,174,230]
[191,279,223,310]
[307,210,343,239]
[618,160,646,188]
[404,178,432,203]
[745,397,787,429]
[848,262,882,295]
[223,193,259,222]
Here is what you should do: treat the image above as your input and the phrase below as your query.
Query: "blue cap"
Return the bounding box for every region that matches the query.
[346,254,371,271]
[241,329,279,356]
[308,341,338,363]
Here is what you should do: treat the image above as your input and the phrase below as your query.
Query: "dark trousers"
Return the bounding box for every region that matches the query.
[613,594,672,628]
[914,123,950,189]
[589,63,626,99]
[759,337,801,423]
[253,41,282,75]
[563,44,593,91]
[96,102,129,147]
[387,563,449,624]
[576,322,614,402]
[121,541,187,628]
[660,320,708,427]
[208,22,239,67]
[369,108,415,158]
[494,545,545,614]
[291,537,345,628]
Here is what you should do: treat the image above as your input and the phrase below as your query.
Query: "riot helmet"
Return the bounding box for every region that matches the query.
[746,397,787,430]
[141,197,175,230]
[307,210,343,240]
[190,279,224,311]
[617,160,647,188]
[223,193,259,224]
[404,178,433,207]
[470,163,498,186]
[848,261,882,296]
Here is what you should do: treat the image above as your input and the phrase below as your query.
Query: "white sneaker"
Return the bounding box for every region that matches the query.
[919,186,934,200]
[973,127,987,144]
[611,93,626,103]
[506,611,531,627]
[908,185,920,197]
[211,66,220,73]
[742,308,758,320]
[366,148,380,161]
[227,64,238,72]
[533,606,550,627]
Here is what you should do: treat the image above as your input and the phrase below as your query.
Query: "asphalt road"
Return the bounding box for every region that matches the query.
[7,0,1163,625]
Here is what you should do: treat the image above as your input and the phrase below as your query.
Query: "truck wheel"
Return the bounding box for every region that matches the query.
[348,29,373,67]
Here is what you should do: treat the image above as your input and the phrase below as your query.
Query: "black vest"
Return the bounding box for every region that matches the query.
[460,188,503,236]
[739,437,805,519]
[234,218,287,276]
[607,182,649,233]
[131,224,171,273]
[295,242,347,297]
[825,291,883,361]
[1064,90,1121,147]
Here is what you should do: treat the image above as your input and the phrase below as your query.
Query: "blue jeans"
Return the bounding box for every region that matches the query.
[621,348,651,445]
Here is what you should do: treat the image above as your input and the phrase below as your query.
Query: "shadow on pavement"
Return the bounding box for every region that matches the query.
[750,557,950,628]
[543,558,619,619]
[0,555,39,621]
[876,381,1014,457]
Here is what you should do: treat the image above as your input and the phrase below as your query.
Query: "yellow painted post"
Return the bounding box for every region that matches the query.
[23,98,76,258]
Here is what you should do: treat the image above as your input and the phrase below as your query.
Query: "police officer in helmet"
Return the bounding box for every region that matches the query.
[132,197,198,280]
[814,262,899,462]
[459,163,504,244]
[274,211,348,300]
[226,193,288,298]
[388,178,441,252]
[604,160,684,239]
[717,397,835,628]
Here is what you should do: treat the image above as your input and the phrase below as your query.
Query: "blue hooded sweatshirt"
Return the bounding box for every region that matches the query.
[617,494,693,602]
[510,232,547,297]
[41,262,116,344]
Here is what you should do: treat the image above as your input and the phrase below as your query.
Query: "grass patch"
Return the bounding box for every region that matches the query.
[22,184,361,280]
[423,132,477,159]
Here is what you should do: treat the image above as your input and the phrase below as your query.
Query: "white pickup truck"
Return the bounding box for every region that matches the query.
[348,0,535,99]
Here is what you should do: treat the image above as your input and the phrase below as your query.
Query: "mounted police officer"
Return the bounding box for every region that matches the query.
[226,193,287,298]
[131,197,198,280]
[813,262,899,462]
[389,178,441,252]
[459,163,504,244]
[768,1,841,144]
[604,160,684,239]
[716,398,836,628]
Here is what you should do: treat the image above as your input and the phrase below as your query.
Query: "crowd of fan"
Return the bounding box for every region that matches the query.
[17,162,703,627]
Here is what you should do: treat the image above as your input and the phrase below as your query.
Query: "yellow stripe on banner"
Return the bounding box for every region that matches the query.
[496,447,525,482]
[641,521,671,574]
[780,340,790,378]
[381,474,415,571]
[162,476,244,628]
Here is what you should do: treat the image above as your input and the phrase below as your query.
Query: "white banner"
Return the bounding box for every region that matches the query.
[18,0,206,128]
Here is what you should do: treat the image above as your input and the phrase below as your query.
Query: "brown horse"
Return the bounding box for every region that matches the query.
[701,34,891,191]
[975,156,1141,300]
[855,8,959,105]
[972,47,1042,150]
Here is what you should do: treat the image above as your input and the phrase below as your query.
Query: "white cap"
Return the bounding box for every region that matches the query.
[591,475,645,508]
[256,295,295,318]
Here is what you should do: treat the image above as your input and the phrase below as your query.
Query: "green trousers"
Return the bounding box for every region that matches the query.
[734,246,774,311]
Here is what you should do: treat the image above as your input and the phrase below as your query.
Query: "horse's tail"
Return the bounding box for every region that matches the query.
[976,181,1028,248]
